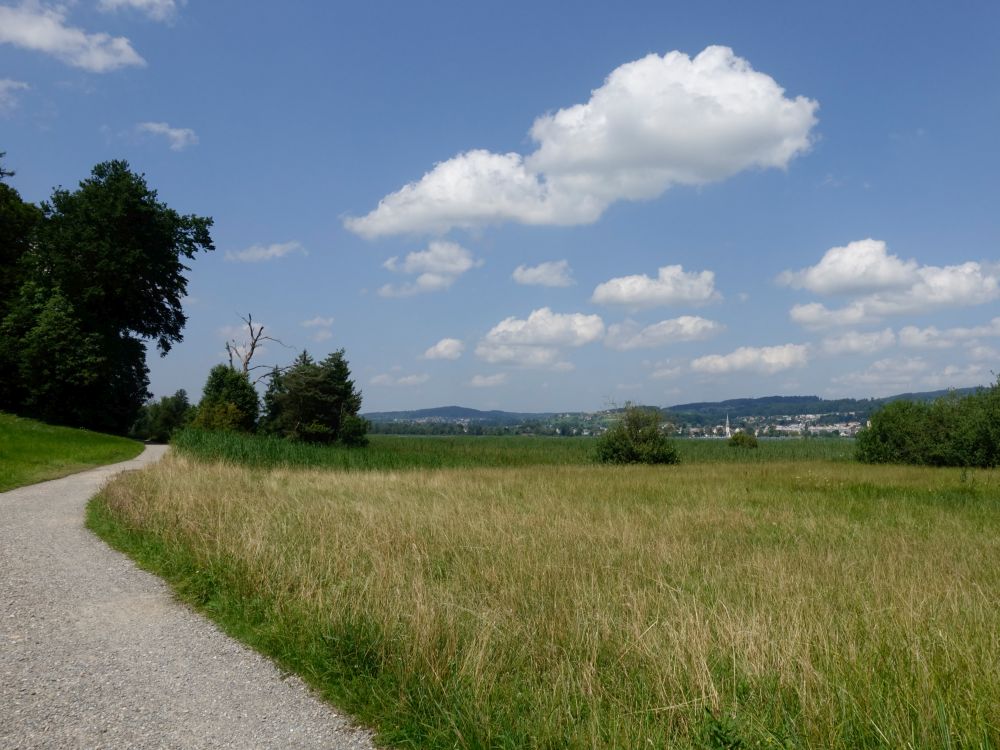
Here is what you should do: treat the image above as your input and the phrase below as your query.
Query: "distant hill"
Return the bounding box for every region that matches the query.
[365,387,983,428]
[662,388,981,425]
[364,405,555,425]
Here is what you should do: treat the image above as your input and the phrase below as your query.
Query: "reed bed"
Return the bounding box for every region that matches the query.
[91,453,999,748]
[171,428,856,470]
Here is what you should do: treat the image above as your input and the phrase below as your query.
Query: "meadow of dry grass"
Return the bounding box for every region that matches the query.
[91,451,1000,748]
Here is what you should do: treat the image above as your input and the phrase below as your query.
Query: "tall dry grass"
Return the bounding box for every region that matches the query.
[91,455,1000,748]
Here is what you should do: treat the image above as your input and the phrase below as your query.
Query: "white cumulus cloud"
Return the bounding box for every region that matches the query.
[225,241,304,263]
[468,373,509,388]
[98,0,179,22]
[0,79,29,115]
[605,316,723,351]
[591,265,720,308]
[784,239,999,329]
[0,3,145,72]
[379,241,482,297]
[821,328,896,355]
[512,259,574,287]
[346,46,818,238]
[423,338,464,360]
[691,344,809,375]
[475,307,604,368]
[137,121,198,151]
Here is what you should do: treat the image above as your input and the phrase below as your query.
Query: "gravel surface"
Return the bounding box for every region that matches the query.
[0,446,377,749]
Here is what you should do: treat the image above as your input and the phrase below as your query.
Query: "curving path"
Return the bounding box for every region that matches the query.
[0,446,376,749]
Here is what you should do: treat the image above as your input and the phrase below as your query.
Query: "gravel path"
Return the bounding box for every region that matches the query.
[0,446,377,749]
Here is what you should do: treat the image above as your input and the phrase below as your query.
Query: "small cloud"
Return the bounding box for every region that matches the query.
[592,265,720,308]
[691,344,809,375]
[475,307,603,369]
[371,372,429,386]
[137,121,198,151]
[821,328,896,355]
[300,316,334,342]
[512,260,574,287]
[468,373,508,388]
[379,241,482,297]
[98,0,180,22]
[605,316,723,351]
[423,338,464,360]
[225,241,305,263]
[0,79,29,116]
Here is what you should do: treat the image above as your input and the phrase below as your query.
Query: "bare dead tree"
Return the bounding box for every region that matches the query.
[225,313,293,384]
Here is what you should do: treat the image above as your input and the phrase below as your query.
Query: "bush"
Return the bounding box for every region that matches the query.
[596,406,679,465]
[728,431,758,449]
[856,379,1000,467]
[192,365,258,433]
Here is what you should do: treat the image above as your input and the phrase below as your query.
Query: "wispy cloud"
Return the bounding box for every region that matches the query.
[225,241,305,263]
[98,0,180,23]
[137,121,199,151]
[0,79,29,115]
[512,260,574,287]
[0,3,145,72]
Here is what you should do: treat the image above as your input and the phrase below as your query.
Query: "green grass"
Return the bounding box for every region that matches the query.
[172,427,856,469]
[0,412,143,491]
[89,449,999,748]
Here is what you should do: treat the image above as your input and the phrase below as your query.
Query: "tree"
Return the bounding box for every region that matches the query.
[193,365,259,433]
[130,389,194,442]
[260,349,368,445]
[1,159,213,432]
[595,405,679,465]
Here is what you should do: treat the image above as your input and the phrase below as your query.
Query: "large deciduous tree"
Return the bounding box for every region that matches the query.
[0,158,213,433]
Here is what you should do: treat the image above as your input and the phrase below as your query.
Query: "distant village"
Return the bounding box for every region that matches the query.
[368,409,866,438]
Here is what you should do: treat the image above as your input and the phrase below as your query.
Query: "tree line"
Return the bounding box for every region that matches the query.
[1,155,212,434]
[1,154,368,446]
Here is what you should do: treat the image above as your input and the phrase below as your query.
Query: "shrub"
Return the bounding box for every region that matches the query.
[596,406,679,465]
[728,431,758,449]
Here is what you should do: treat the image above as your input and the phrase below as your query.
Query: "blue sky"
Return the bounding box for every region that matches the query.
[2,1,998,411]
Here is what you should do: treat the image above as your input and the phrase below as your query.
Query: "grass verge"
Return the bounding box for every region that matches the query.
[89,453,999,748]
[172,428,855,469]
[0,412,143,491]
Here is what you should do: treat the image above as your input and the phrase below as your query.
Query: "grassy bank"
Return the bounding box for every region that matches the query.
[172,427,855,469]
[90,453,999,748]
[0,412,143,492]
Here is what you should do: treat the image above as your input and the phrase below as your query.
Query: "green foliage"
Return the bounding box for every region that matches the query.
[856,379,1000,467]
[0,412,141,492]
[0,158,213,433]
[728,431,759,449]
[129,389,194,442]
[261,349,368,445]
[193,366,258,433]
[595,406,679,465]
